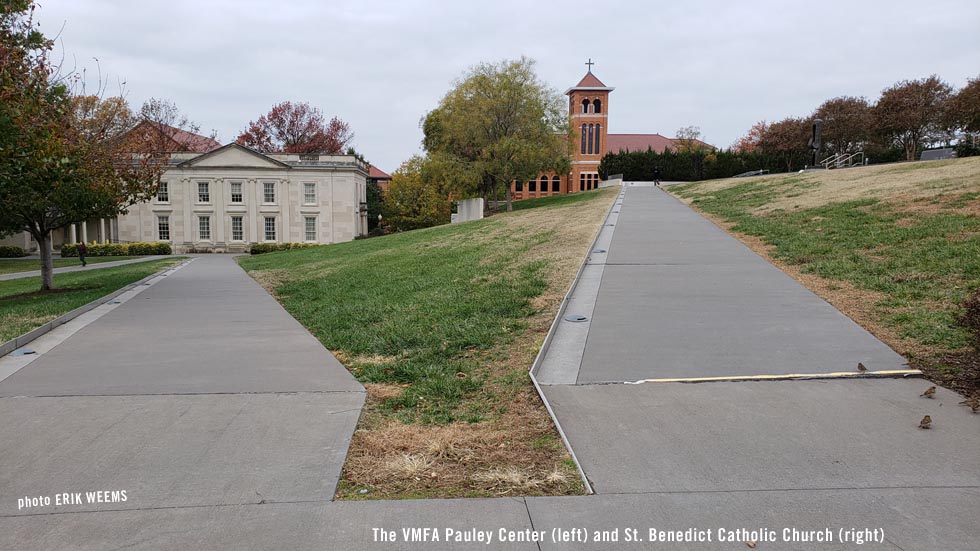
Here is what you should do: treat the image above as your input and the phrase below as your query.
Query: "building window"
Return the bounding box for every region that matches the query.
[231,216,243,241]
[581,123,587,154]
[303,182,316,204]
[529,178,536,192]
[581,98,590,113]
[263,182,275,203]
[587,124,594,155]
[230,181,243,203]
[264,217,276,241]
[594,99,602,113]
[579,173,585,191]
[157,216,170,240]
[515,180,523,192]
[595,123,601,154]
[197,181,210,203]
[304,216,317,241]
[198,216,211,241]
[552,175,560,192]
[156,181,169,202]
[540,176,548,193]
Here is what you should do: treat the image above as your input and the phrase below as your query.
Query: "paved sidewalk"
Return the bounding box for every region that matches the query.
[0,255,167,281]
[0,255,364,517]
[2,192,979,550]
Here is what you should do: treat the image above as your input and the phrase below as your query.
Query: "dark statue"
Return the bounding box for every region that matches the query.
[808,119,823,167]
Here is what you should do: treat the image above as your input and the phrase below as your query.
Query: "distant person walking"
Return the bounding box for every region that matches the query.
[77,241,88,267]
[653,167,662,187]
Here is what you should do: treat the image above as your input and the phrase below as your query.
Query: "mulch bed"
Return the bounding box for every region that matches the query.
[913,351,980,398]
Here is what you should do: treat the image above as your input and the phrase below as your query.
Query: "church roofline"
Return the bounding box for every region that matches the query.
[565,85,615,94]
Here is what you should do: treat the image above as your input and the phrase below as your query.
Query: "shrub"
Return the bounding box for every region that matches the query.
[249,242,320,254]
[960,289,980,351]
[0,245,28,258]
[61,241,171,257]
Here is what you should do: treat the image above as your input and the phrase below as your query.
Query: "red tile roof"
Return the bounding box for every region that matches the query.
[574,71,607,88]
[606,134,677,154]
[166,126,221,152]
[128,120,220,153]
[368,165,391,179]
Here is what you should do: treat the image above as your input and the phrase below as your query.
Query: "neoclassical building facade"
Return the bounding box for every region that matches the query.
[122,144,369,253]
[1,143,369,254]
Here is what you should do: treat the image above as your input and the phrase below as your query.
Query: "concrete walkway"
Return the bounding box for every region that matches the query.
[536,185,980,544]
[0,256,364,522]
[2,192,979,550]
[0,255,167,281]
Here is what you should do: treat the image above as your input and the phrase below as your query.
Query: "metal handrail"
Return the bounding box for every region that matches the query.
[821,151,865,169]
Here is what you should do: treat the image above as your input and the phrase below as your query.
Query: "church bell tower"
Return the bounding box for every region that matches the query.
[566,59,614,193]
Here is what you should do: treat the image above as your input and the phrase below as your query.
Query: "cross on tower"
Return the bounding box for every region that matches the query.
[585,58,595,72]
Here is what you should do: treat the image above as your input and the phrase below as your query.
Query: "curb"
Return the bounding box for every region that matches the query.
[0,259,190,358]
[527,184,625,496]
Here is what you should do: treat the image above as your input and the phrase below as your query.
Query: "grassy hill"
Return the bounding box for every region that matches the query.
[239,188,615,499]
[670,157,980,395]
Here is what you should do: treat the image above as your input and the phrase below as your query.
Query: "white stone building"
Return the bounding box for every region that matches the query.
[2,143,369,254]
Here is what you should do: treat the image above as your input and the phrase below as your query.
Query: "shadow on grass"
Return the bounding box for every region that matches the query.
[0,286,97,301]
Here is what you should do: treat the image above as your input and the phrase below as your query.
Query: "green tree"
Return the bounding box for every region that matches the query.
[381,155,450,231]
[422,57,571,212]
[0,1,166,290]
[366,179,383,231]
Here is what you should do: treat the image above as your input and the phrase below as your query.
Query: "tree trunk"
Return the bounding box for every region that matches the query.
[505,192,513,212]
[39,231,54,291]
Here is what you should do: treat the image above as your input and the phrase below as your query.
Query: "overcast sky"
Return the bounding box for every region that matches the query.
[37,0,980,172]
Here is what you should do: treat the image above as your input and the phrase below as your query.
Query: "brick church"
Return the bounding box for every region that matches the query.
[510,64,689,200]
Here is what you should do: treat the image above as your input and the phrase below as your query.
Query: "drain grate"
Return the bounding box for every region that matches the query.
[593,248,607,253]
[564,314,589,322]
[12,348,36,356]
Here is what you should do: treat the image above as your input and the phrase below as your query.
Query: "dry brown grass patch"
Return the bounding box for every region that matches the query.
[247,269,290,293]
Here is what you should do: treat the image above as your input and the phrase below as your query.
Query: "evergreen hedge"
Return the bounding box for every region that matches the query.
[61,242,172,257]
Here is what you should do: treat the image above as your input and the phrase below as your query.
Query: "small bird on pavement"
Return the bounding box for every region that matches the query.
[960,397,980,413]
[920,386,936,398]
[745,541,757,548]
[919,415,932,429]
[857,362,868,373]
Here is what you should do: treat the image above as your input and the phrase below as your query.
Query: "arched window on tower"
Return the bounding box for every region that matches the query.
[581,124,587,154]
[595,123,601,155]
[581,99,590,114]
[552,175,560,192]
[593,99,602,113]
[587,124,594,155]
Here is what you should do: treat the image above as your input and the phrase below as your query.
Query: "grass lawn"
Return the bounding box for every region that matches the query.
[239,187,617,499]
[670,157,980,395]
[0,257,184,342]
[0,256,142,275]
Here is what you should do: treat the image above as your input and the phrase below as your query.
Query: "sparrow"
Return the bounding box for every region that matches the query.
[920,386,936,398]
[958,397,979,408]
[918,415,932,429]
[961,397,980,413]
[746,541,757,548]
[857,362,868,373]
